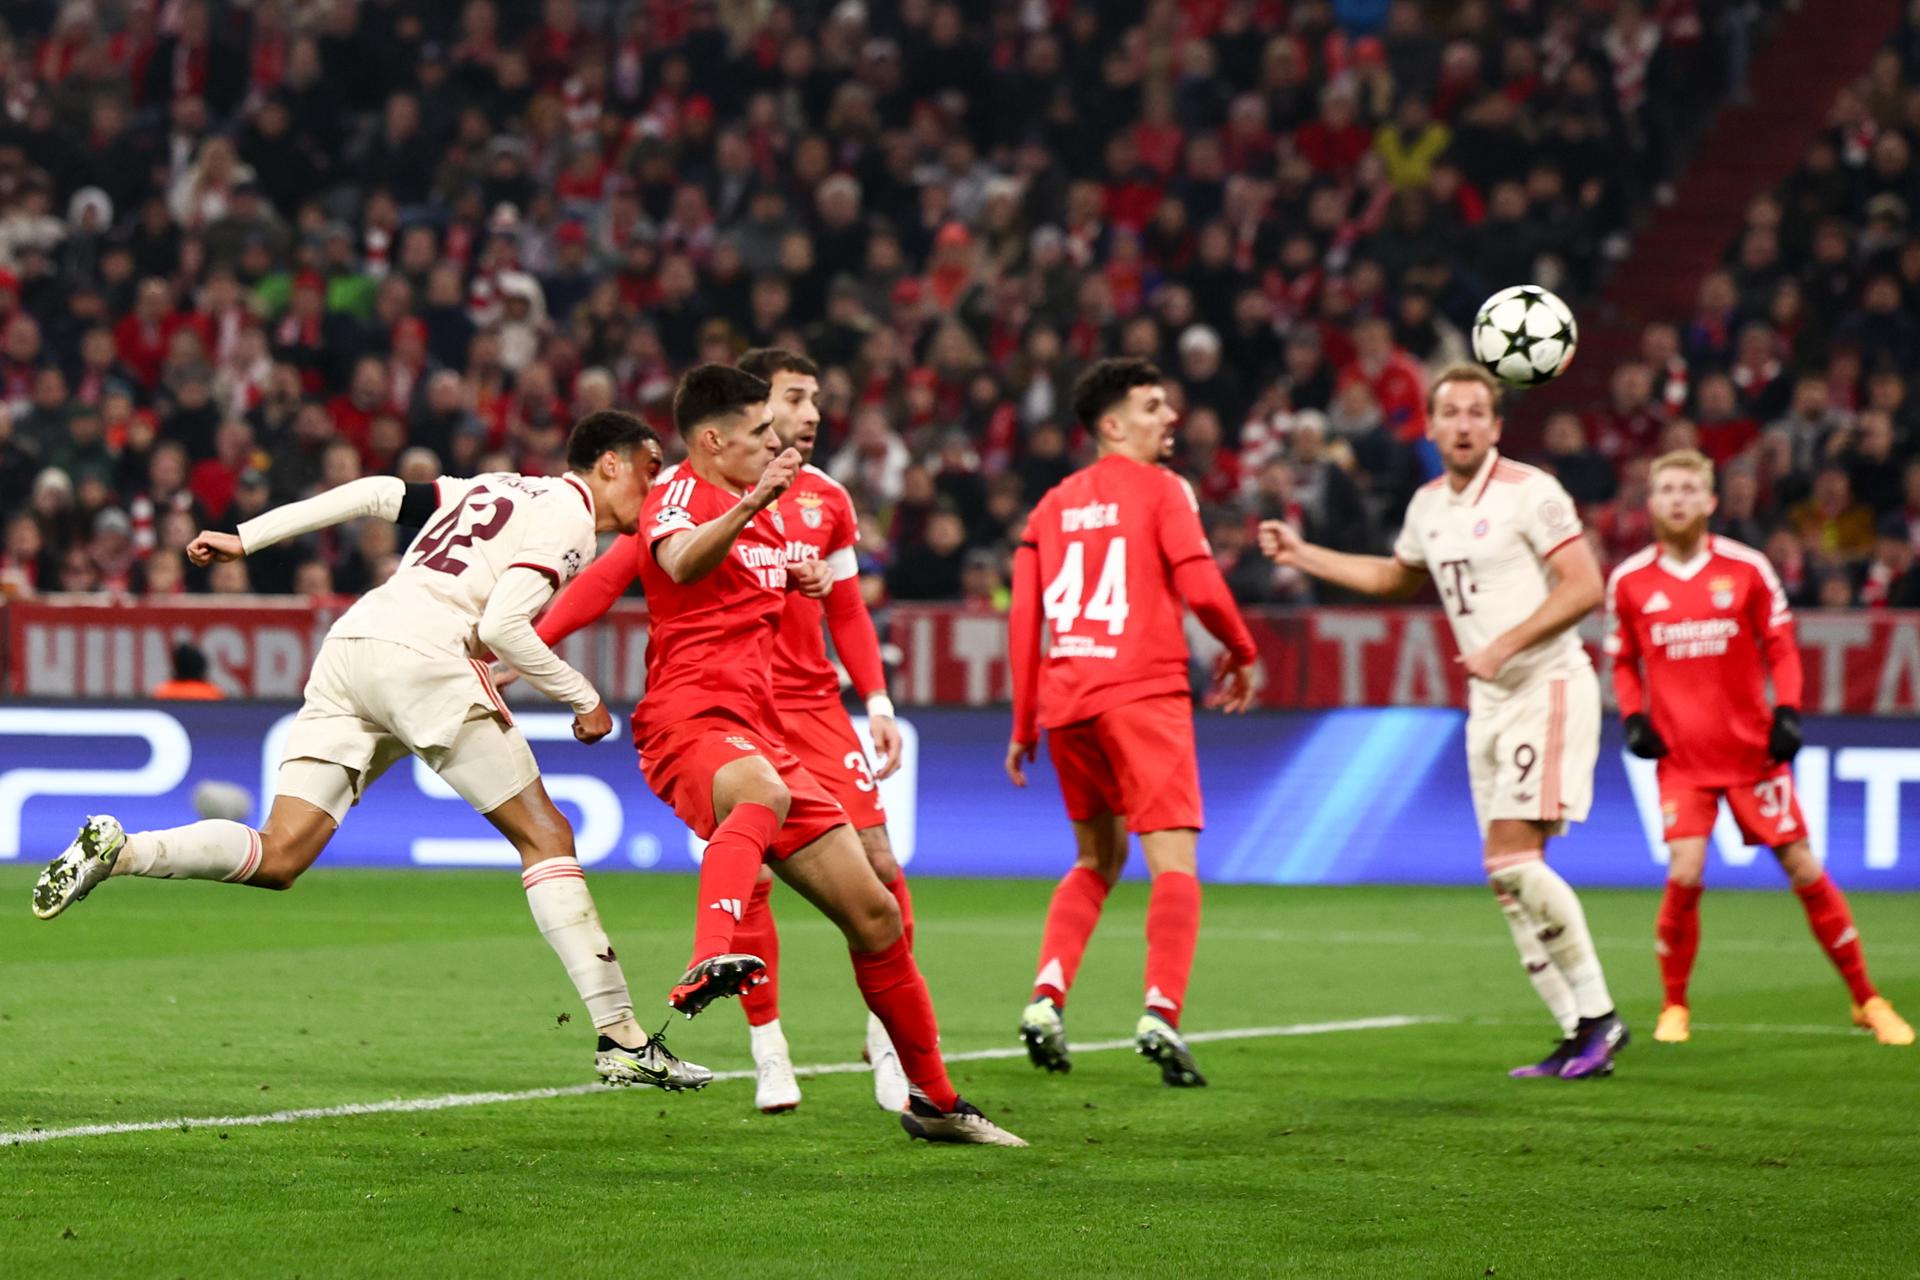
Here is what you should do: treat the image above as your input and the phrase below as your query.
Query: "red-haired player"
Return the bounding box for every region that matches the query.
[1607,448,1912,1046]
[1007,357,1259,1087]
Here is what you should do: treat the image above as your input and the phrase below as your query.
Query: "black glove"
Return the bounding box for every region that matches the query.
[1769,706,1803,762]
[1623,713,1668,759]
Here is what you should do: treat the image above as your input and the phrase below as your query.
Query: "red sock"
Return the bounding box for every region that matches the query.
[882,870,914,951]
[689,803,778,965]
[1795,873,1877,1005]
[1032,866,1110,1008]
[734,876,780,1026]
[1655,880,1703,1008]
[850,935,957,1111]
[1144,871,1201,1028]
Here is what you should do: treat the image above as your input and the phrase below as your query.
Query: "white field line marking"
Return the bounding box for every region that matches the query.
[0,1015,1438,1149]
[1468,1016,1870,1038]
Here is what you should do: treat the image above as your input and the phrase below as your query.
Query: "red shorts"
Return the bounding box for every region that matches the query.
[1046,693,1203,834]
[776,700,888,830]
[638,715,848,858]
[1661,763,1808,847]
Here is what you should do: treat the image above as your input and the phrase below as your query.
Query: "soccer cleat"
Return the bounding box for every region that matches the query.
[865,1013,910,1111]
[32,815,126,920]
[750,1024,801,1113]
[1135,1012,1208,1087]
[666,953,766,1019]
[899,1094,1027,1147]
[1853,997,1916,1046]
[595,1033,713,1091]
[1019,998,1071,1074]
[1654,1004,1691,1044]
[1509,1038,1603,1079]
[1559,1012,1630,1079]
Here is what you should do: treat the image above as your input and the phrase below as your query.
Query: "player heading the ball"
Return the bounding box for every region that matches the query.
[1007,357,1259,1088]
[1260,363,1628,1080]
[1607,449,1913,1047]
[32,412,715,1091]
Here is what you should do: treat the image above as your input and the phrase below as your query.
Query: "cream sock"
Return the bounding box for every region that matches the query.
[522,857,637,1034]
[113,821,260,882]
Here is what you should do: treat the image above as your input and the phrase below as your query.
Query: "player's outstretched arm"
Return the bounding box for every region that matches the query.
[1257,519,1426,599]
[1005,541,1043,786]
[1459,536,1604,682]
[189,476,437,566]
[478,567,605,735]
[1170,557,1259,713]
[536,534,642,648]
[653,448,804,584]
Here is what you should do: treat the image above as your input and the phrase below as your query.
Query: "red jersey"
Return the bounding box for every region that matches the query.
[632,464,791,744]
[770,465,861,707]
[1606,534,1804,786]
[1010,454,1257,737]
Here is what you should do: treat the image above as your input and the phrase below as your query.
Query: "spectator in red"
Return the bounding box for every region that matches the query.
[1338,316,1427,442]
[1587,361,1666,463]
[327,357,391,466]
[1295,82,1375,178]
[112,278,182,393]
[1694,371,1760,466]
[188,419,259,521]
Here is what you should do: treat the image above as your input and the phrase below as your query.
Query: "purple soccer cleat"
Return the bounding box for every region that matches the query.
[1508,1038,1579,1079]
[1558,1012,1630,1079]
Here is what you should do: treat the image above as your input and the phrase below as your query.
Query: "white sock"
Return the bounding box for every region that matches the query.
[749,1018,788,1062]
[1493,858,1615,1021]
[521,857,635,1032]
[113,821,260,882]
[1494,889,1579,1036]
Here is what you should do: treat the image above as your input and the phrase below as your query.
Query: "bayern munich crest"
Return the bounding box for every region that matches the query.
[1473,519,1489,538]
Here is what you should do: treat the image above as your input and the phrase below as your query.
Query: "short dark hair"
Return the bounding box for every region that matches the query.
[1071,358,1165,431]
[565,410,659,471]
[171,642,208,683]
[737,347,819,382]
[673,364,770,436]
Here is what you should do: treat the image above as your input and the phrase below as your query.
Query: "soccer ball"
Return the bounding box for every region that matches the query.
[1471,286,1578,387]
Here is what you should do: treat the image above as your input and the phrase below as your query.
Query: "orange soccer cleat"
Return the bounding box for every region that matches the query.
[1653,1004,1691,1044]
[1852,997,1916,1046]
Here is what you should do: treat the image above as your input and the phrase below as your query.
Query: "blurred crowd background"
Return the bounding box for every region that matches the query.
[4,0,1919,618]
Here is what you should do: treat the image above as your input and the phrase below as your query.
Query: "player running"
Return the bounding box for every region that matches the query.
[1006,358,1259,1087]
[530,364,1023,1146]
[1259,364,1629,1080]
[31,413,713,1090]
[529,348,914,1115]
[1607,448,1913,1046]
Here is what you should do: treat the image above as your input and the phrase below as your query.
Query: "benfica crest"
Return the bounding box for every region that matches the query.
[765,500,785,536]
[795,490,826,529]
[1709,575,1735,609]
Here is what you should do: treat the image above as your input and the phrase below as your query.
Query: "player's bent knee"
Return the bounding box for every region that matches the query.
[848,891,904,951]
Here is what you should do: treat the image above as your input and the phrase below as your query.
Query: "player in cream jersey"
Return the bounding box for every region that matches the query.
[31,413,712,1092]
[1260,364,1627,1081]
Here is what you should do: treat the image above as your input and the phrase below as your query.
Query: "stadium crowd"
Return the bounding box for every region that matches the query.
[0,0,1875,620]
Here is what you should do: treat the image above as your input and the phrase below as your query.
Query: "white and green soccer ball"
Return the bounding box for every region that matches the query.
[1471,285,1578,387]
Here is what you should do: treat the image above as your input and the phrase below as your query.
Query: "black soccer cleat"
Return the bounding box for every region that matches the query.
[666,953,766,1019]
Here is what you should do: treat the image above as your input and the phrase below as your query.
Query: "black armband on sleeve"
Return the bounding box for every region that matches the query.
[397,483,440,526]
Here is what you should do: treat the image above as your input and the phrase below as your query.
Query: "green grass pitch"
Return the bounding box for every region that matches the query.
[2,866,1916,1278]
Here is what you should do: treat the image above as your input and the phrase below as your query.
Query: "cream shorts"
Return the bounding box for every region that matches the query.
[1465,667,1600,838]
[278,637,537,822]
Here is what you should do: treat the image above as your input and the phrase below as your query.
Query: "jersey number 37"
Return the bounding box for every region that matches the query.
[1044,538,1130,635]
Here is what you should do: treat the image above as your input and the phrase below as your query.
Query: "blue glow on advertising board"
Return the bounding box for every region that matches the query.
[1,705,1916,889]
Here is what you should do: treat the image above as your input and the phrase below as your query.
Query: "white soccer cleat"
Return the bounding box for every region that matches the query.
[749,1021,801,1113]
[899,1094,1027,1147]
[32,815,126,920]
[1019,998,1071,1073]
[865,1012,910,1111]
